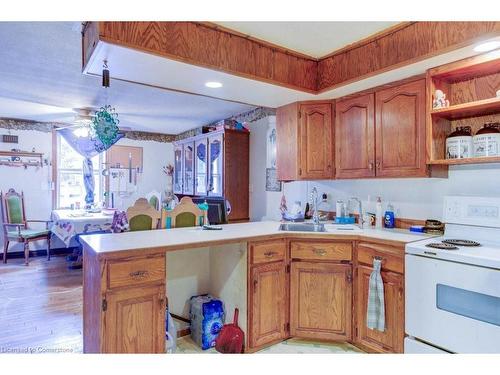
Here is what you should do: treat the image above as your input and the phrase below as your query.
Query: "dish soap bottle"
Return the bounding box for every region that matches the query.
[317,193,331,221]
[384,203,395,229]
[375,197,383,229]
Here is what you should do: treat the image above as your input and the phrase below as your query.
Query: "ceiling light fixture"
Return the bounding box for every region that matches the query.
[473,41,500,52]
[205,81,223,88]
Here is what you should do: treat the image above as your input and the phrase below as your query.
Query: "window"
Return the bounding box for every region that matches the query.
[56,134,105,208]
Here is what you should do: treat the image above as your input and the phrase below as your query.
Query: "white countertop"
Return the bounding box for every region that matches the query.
[80,220,434,256]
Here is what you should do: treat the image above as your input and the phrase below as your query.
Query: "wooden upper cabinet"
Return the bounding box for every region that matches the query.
[248,262,288,349]
[375,79,427,177]
[276,101,333,181]
[290,262,352,341]
[355,266,404,353]
[299,103,334,179]
[335,94,376,178]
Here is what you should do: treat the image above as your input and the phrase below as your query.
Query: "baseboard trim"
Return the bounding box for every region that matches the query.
[3,247,77,260]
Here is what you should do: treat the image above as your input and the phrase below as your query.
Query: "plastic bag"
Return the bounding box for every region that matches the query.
[166,308,177,353]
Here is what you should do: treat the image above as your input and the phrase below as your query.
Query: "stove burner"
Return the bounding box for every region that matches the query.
[426,242,459,250]
[442,239,481,247]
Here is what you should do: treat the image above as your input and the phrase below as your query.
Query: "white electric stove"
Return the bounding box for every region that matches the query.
[405,196,500,354]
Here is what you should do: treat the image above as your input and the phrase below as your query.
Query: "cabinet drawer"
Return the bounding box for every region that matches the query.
[357,242,403,274]
[250,239,286,264]
[290,241,352,261]
[107,256,166,289]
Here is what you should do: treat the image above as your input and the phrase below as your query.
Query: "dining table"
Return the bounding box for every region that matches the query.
[51,209,115,268]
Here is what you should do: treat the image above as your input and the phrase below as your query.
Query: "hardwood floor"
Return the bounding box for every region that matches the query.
[0,256,83,353]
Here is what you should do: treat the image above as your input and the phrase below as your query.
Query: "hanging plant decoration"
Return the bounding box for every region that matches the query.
[91,104,121,151]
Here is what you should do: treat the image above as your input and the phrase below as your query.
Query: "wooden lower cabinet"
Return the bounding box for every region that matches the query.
[103,285,166,353]
[248,261,288,349]
[354,265,404,353]
[290,262,352,341]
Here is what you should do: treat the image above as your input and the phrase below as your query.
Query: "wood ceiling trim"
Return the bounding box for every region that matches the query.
[317,21,500,92]
[83,21,318,93]
[82,21,500,96]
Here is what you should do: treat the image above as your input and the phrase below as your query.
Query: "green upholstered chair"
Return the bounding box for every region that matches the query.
[161,196,208,229]
[126,198,161,232]
[146,190,161,210]
[1,189,52,265]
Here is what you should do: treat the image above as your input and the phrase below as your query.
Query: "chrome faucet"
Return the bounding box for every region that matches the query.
[310,187,320,224]
[349,197,364,229]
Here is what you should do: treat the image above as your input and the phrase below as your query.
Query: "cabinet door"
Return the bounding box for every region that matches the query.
[183,142,195,195]
[208,134,224,196]
[248,262,287,349]
[194,139,208,196]
[375,79,427,177]
[335,94,376,178]
[290,262,352,341]
[298,103,333,179]
[173,144,183,194]
[355,265,404,353]
[103,285,165,353]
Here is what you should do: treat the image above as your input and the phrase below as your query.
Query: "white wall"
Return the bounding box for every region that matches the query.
[248,116,500,222]
[0,129,53,252]
[0,128,173,253]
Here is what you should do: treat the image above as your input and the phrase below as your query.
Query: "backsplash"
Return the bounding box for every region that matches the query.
[248,116,500,222]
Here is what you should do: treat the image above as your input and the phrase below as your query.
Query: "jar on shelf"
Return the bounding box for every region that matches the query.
[445,126,473,159]
[473,122,500,157]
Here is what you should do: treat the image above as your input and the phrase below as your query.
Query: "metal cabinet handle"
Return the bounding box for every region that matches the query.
[129,270,149,279]
[368,161,374,170]
[375,160,381,169]
[264,251,278,258]
[312,248,327,256]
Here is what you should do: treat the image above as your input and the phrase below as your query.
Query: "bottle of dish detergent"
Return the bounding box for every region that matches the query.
[384,203,395,229]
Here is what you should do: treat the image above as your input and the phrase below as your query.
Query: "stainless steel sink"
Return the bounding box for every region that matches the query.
[278,223,326,232]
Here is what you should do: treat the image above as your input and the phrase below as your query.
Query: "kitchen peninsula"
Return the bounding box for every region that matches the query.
[80,221,433,354]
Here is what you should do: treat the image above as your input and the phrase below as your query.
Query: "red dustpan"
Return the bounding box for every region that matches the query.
[215,308,244,353]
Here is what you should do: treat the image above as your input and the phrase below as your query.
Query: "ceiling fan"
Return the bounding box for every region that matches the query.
[53,107,131,132]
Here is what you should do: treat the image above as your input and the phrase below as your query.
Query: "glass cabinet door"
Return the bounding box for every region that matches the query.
[173,144,183,194]
[194,139,208,196]
[183,142,195,195]
[208,134,224,197]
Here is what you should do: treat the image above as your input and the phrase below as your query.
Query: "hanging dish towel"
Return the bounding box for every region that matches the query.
[367,258,385,331]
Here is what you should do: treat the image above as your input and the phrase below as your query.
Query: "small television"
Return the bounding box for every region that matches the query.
[191,197,228,225]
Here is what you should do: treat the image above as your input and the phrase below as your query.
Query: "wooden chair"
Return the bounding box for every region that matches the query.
[146,190,162,210]
[161,196,208,229]
[126,198,161,231]
[1,189,52,265]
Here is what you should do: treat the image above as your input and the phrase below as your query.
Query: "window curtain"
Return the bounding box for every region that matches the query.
[59,128,123,205]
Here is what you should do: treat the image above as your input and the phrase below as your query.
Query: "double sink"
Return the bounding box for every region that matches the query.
[278,223,362,233]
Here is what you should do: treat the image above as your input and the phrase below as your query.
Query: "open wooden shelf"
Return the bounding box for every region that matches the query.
[430,97,500,120]
[427,52,500,169]
[0,150,43,158]
[0,150,44,168]
[428,156,500,166]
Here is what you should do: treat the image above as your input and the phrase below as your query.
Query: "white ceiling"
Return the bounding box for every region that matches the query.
[0,22,255,134]
[215,22,400,58]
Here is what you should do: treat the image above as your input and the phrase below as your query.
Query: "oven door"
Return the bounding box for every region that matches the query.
[405,254,500,353]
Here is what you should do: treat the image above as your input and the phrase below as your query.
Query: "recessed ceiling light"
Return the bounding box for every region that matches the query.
[474,41,500,52]
[205,81,223,88]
